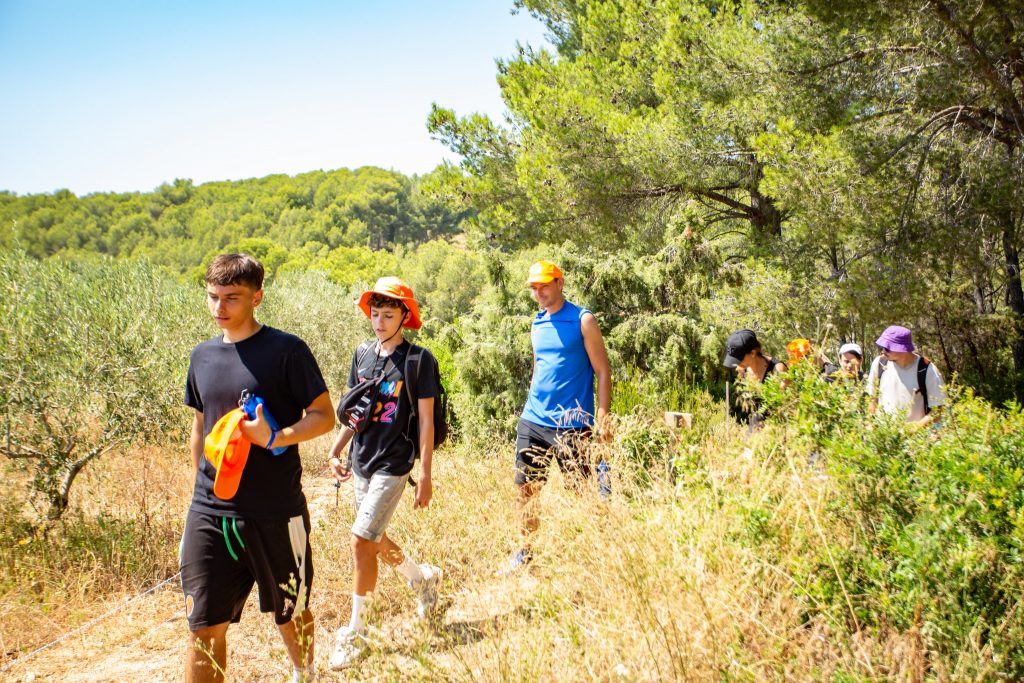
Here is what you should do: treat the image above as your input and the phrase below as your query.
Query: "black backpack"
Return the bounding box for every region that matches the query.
[403,345,450,448]
[878,355,933,415]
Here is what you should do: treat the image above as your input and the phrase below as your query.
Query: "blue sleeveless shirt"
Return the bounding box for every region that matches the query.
[521,300,595,429]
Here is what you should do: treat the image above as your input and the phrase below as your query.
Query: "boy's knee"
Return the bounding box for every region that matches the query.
[190,622,229,643]
[351,533,377,555]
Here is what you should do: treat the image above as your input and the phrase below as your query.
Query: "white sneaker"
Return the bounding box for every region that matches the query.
[290,667,316,683]
[328,626,368,670]
[411,563,442,619]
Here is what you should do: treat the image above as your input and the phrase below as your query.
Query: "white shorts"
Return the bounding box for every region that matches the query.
[351,471,410,542]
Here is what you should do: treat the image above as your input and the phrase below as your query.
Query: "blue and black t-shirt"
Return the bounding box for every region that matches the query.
[346,340,439,479]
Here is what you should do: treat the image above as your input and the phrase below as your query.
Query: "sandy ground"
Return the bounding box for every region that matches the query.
[1,474,536,683]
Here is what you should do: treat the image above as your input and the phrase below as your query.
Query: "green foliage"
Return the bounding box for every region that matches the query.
[756,368,1024,674]
[430,0,1024,403]
[0,167,467,278]
[0,251,204,519]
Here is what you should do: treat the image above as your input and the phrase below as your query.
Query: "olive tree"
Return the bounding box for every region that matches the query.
[0,251,203,519]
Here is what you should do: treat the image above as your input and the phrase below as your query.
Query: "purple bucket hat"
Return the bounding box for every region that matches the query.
[876,325,915,353]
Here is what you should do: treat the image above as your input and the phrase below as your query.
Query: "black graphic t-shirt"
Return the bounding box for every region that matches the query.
[346,340,439,478]
[184,325,328,519]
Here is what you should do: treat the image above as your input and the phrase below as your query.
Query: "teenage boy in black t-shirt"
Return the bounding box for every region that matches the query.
[181,254,335,683]
[326,277,441,671]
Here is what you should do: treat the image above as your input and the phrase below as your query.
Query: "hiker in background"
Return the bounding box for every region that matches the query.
[823,342,865,382]
[181,254,335,683]
[723,329,788,431]
[724,329,788,385]
[326,277,442,670]
[866,325,945,426]
[500,260,613,575]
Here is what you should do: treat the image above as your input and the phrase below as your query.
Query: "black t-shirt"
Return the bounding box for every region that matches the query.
[346,340,439,478]
[184,325,328,519]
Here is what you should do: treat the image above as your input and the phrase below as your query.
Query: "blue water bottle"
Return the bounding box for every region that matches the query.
[239,390,287,456]
[597,460,611,499]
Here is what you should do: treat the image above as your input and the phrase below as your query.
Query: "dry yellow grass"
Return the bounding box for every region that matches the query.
[1,419,931,682]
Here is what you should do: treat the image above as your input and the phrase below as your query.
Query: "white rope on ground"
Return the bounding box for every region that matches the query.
[0,572,182,674]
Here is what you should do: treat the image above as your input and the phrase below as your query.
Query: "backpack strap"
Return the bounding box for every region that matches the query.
[404,344,424,419]
[353,340,380,380]
[917,356,931,415]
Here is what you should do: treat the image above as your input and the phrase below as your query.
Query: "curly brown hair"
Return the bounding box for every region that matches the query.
[367,293,408,313]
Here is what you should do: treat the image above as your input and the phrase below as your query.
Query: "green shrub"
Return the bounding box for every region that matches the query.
[0,251,203,519]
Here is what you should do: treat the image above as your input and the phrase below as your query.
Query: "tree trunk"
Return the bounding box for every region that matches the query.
[1002,227,1024,398]
[749,159,783,238]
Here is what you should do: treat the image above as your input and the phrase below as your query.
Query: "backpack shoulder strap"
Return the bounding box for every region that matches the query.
[404,344,424,417]
[917,356,931,415]
[353,340,379,378]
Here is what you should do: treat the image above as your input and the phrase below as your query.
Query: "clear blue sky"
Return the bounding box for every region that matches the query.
[0,0,549,195]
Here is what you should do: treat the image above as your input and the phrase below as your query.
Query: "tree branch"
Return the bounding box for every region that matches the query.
[931,1,1024,133]
[792,45,944,76]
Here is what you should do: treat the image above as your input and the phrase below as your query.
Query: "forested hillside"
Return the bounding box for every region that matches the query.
[0,166,467,284]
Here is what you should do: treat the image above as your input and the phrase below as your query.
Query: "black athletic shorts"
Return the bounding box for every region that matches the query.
[180,509,313,630]
[515,417,592,486]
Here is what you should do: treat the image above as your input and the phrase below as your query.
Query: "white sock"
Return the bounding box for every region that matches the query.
[292,665,315,683]
[348,593,366,633]
[394,554,424,583]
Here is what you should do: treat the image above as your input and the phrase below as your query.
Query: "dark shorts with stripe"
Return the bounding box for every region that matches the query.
[514,418,592,486]
[180,509,313,630]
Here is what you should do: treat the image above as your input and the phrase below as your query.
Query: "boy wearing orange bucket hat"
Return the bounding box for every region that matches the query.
[180,254,335,683]
[498,260,613,575]
[326,276,442,670]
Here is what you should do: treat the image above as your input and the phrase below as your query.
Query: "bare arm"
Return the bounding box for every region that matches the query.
[912,405,942,428]
[581,313,612,439]
[414,397,435,509]
[774,360,790,390]
[327,425,355,483]
[190,410,204,481]
[240,390,336,449]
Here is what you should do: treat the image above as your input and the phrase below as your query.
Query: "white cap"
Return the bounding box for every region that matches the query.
[839,342,863,358]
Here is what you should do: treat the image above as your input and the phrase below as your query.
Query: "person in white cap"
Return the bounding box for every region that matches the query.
[824,342,865,382]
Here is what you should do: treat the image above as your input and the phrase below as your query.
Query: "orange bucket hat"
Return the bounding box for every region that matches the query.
[526,260,563,285]
[204,408,252,500]
[356,276,422,330]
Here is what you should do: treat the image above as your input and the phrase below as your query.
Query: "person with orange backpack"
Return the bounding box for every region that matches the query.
[866,325,946,426]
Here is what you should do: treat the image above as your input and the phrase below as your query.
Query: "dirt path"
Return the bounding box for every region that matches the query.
[2,474,531,683]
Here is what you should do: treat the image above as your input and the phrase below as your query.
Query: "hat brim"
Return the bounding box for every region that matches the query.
[204,409,251,500]
[723,354,742,369]
[874,335,914,353]
[356,290,422,330]
[526,275,557,285]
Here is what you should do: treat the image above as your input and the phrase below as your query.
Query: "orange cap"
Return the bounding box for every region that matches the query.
[526,260,563,285]
[786,338,812,364]
[204,408,252,500]
[355,276,422,330]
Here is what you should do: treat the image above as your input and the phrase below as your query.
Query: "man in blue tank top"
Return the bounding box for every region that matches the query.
[500,260,612,574]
